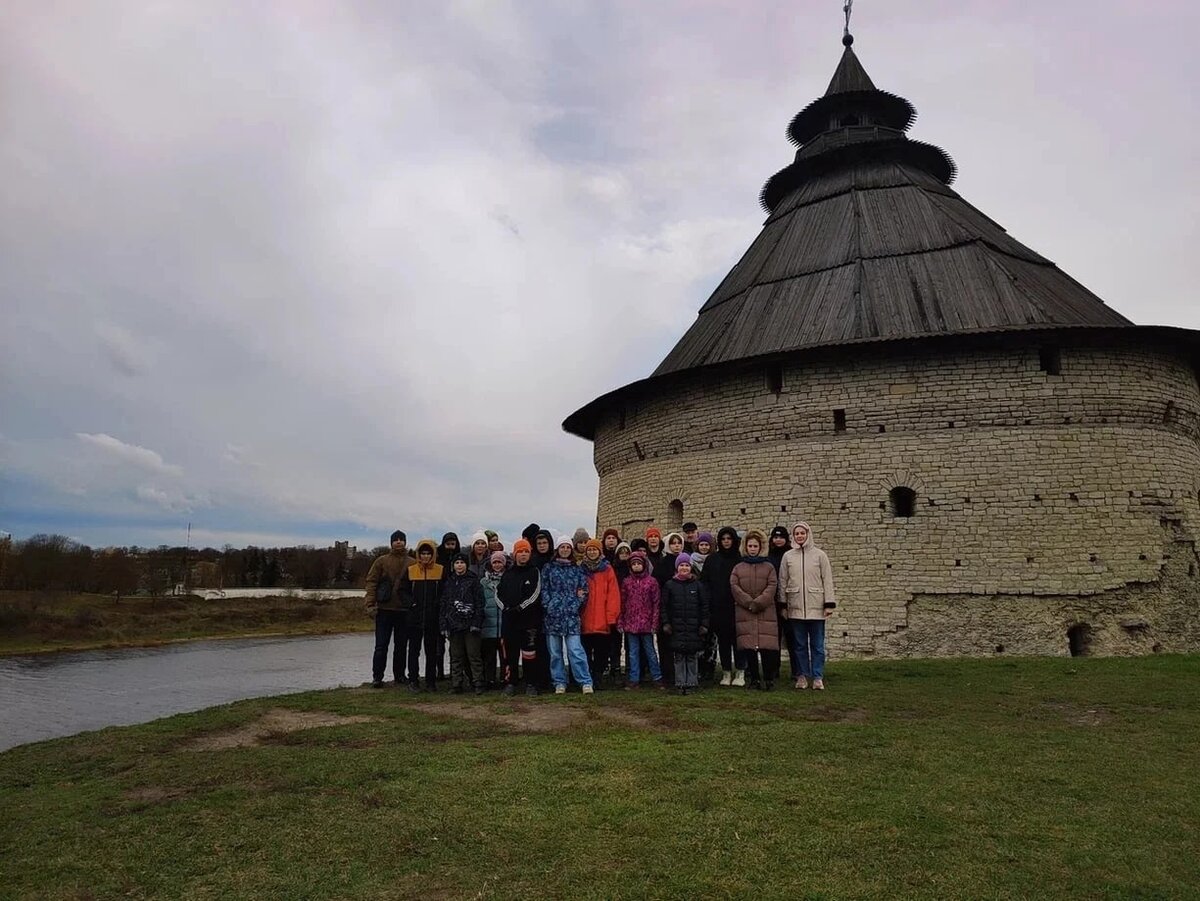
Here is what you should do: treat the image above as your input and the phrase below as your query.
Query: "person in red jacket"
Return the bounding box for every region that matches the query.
[579,538,621,689]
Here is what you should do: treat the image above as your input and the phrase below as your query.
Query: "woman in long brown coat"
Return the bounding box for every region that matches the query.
[730,530,780,690]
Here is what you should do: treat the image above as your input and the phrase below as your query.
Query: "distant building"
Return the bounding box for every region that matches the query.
[564,36,1200,658]
[333,541,356,559]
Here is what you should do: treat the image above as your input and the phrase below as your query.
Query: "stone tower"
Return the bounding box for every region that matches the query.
[563,36,1200,658]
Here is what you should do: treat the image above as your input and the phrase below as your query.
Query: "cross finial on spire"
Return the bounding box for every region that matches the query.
[842,0,854,46]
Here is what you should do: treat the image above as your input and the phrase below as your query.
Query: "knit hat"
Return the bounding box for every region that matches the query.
[697,531,714,546]
[601,527,620,542]
[645,527,661,541]
[484,530,499,541]
[390,530,406,544]
[682,521,698,532]
[630,538,649,552]
[584,538,603,554]
[628,550,648,570]
[451,551,469,566]
[675,553,693,570]
[489,551,507,566]
[770,525,790,541]
[470,530,488,547]
[615,541,632,555]
[521,523,540,543]
[513,539,532,554]
[572,527,591,545]
[556,535,575,552]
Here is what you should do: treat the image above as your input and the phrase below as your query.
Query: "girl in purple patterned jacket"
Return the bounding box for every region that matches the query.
[618,551,664,689]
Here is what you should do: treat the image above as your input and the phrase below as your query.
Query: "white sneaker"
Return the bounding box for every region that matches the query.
[732,670,746,687]
[582,684,594,694]
[720,671,733,687]
[555,685,566,695]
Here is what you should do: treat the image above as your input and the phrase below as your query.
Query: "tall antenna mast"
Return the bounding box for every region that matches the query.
[183,521,191,595]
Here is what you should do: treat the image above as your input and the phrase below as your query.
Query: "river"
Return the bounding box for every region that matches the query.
[0,632,381,752]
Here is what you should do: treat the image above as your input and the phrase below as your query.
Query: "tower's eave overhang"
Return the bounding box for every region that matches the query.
[562,324,1200,441]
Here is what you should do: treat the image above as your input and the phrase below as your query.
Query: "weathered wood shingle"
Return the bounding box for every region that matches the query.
[652,45,1130,377]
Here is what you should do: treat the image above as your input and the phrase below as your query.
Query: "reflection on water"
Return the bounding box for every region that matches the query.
[0,633,383,751]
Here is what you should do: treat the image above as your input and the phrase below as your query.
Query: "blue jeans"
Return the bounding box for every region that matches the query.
[626,633,662,683]
[789,619,826,680]
[547,633,592,689]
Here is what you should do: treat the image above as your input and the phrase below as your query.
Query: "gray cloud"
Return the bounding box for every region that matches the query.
[1,1,1197,547]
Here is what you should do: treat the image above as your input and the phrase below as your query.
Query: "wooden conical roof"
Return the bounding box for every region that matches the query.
[653,44,1130,377]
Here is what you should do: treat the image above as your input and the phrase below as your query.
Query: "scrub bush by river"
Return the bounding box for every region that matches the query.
[0,590,371,655]
[1,655,1197,899]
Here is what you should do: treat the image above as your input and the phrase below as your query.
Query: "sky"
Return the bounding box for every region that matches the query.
[2,1,1198,551]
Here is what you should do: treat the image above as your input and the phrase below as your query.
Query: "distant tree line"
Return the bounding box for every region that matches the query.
[0,533,384,595]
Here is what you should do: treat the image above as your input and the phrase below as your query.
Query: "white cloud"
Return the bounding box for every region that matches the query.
[75,433,183,477]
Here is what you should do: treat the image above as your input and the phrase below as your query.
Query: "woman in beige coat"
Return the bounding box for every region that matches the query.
[777,521,836,690]
[730,530,780,689]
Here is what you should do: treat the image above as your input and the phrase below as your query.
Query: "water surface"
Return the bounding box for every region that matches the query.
[0,633,378,751]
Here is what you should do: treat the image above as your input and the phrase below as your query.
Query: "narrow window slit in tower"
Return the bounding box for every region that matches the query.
[833,409,847,432]
[1039,346,1062,375]
[766,364,783,395]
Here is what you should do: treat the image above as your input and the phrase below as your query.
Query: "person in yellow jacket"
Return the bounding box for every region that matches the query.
[777,522,836,690]
[403,539,444,692]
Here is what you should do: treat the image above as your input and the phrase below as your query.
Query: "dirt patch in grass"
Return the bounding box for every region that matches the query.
[766,704,870,724]
[122,785,193,804]
[184,709,378,750]
[411,699,668,733]
[1042,701,1112,727]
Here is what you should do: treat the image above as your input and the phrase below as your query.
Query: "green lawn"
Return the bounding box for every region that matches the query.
[2,655,1197,899]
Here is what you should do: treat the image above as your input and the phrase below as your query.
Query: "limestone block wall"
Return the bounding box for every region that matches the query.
[590,340,1200,658]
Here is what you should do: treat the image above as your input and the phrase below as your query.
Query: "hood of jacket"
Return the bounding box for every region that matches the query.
[716,525,742,558]
[742,529,768,561]
[791,521,814,549]
[413,539,441,573]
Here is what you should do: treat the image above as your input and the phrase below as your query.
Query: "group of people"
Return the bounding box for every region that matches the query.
[364,521,836,697]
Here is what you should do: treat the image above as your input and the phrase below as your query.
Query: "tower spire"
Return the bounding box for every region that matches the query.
[843,0,854,46]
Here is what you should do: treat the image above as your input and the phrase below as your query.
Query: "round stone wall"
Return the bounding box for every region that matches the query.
[592,339,1200,658]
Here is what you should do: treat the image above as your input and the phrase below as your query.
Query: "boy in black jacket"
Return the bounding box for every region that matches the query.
[441,552,486,694]
[497,539,544,696]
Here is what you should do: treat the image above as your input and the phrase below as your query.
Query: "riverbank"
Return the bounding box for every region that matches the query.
[0,590,371,656]
[2,655,1197,898]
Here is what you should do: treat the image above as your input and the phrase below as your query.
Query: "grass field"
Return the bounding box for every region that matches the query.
[0,591,372,656]
[1,654,1197,899]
